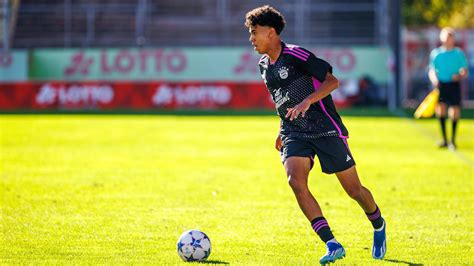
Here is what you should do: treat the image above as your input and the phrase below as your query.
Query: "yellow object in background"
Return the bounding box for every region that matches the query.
[414,89,439,119]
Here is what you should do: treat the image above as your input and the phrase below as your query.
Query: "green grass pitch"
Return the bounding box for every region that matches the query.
[1,114,473,264]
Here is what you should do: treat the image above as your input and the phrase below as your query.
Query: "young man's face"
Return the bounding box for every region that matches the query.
[248,25,272,54]
[440,33,455,47]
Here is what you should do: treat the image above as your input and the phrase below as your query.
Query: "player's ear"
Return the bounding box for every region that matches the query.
[268,27,276,39]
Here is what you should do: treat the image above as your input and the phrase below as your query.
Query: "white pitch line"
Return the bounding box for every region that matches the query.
[392,110,474,169]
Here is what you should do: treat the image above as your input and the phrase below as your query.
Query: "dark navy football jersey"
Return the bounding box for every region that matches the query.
[258,42,348,139]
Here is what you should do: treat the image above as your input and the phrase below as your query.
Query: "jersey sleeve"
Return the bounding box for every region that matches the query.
[456,48,468,69]
[429,49,437,70]
[286,47,332,82]
[258,55,268,77]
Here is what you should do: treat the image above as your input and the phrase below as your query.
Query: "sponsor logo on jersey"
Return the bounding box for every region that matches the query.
[273,88,290,109]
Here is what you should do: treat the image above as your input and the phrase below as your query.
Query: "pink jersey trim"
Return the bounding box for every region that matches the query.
[312,77,348,139]
[283,51,308,61]
[293,47,310,56]
[283,47,309,58]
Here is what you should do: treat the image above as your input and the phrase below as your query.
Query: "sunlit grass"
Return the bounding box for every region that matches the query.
[1,115,473,264]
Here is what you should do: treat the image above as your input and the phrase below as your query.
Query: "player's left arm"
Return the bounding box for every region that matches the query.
[452,49,469,81]
[457,67,468,80]
[286,50,338,121]
[286,72,338,120]
[428,49,439,87]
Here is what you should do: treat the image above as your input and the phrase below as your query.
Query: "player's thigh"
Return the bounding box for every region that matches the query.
[448,106,461,119]
[281,137,314,180]
[436,102,447,117]
[335,165,363,193]
[284,156,312,181]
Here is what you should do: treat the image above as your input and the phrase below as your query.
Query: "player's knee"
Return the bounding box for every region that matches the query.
[436,105,447,117]
[449,108,461,120]
[346,186,363,200]
[436,111,446,118]
[287,175,307,194]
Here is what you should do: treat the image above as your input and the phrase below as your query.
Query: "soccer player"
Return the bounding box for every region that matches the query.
[429,27,468,150]
[244,5,386,264]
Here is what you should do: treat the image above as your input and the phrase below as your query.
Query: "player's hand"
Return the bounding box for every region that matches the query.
[452,74,461,81]
[285,99,311,121]
[275,134,282,151]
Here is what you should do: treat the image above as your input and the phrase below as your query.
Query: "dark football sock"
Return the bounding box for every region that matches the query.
[451,119,458,145]
[366,205,384,229]
[311,217,335,243]
[439,117,447,143]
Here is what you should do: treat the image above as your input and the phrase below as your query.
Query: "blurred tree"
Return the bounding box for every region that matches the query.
[403,0,474,28]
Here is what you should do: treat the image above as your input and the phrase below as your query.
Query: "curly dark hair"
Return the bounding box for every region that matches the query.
[244,5,286,35]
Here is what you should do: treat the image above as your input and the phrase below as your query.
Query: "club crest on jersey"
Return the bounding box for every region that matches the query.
[278,67,289,79]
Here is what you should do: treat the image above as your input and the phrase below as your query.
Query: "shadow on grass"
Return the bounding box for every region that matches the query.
[196,260,229,264]
[385,258,423,265]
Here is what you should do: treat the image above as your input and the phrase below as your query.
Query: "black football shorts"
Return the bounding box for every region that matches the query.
[280,136,355,174]
[439,81,461,106]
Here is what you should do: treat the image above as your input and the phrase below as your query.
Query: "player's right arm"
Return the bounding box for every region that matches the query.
[429,68,438,87]
[275,121,282,151]
[428,49,439,87]
[284,47,337,121]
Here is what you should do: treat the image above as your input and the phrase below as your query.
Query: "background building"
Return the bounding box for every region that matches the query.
[0,0,472,111]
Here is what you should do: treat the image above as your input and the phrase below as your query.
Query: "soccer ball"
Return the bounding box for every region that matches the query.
[177,229,211,262]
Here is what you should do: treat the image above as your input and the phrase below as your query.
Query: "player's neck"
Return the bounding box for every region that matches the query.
[267,40,282,64]
[443,44,454,50]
